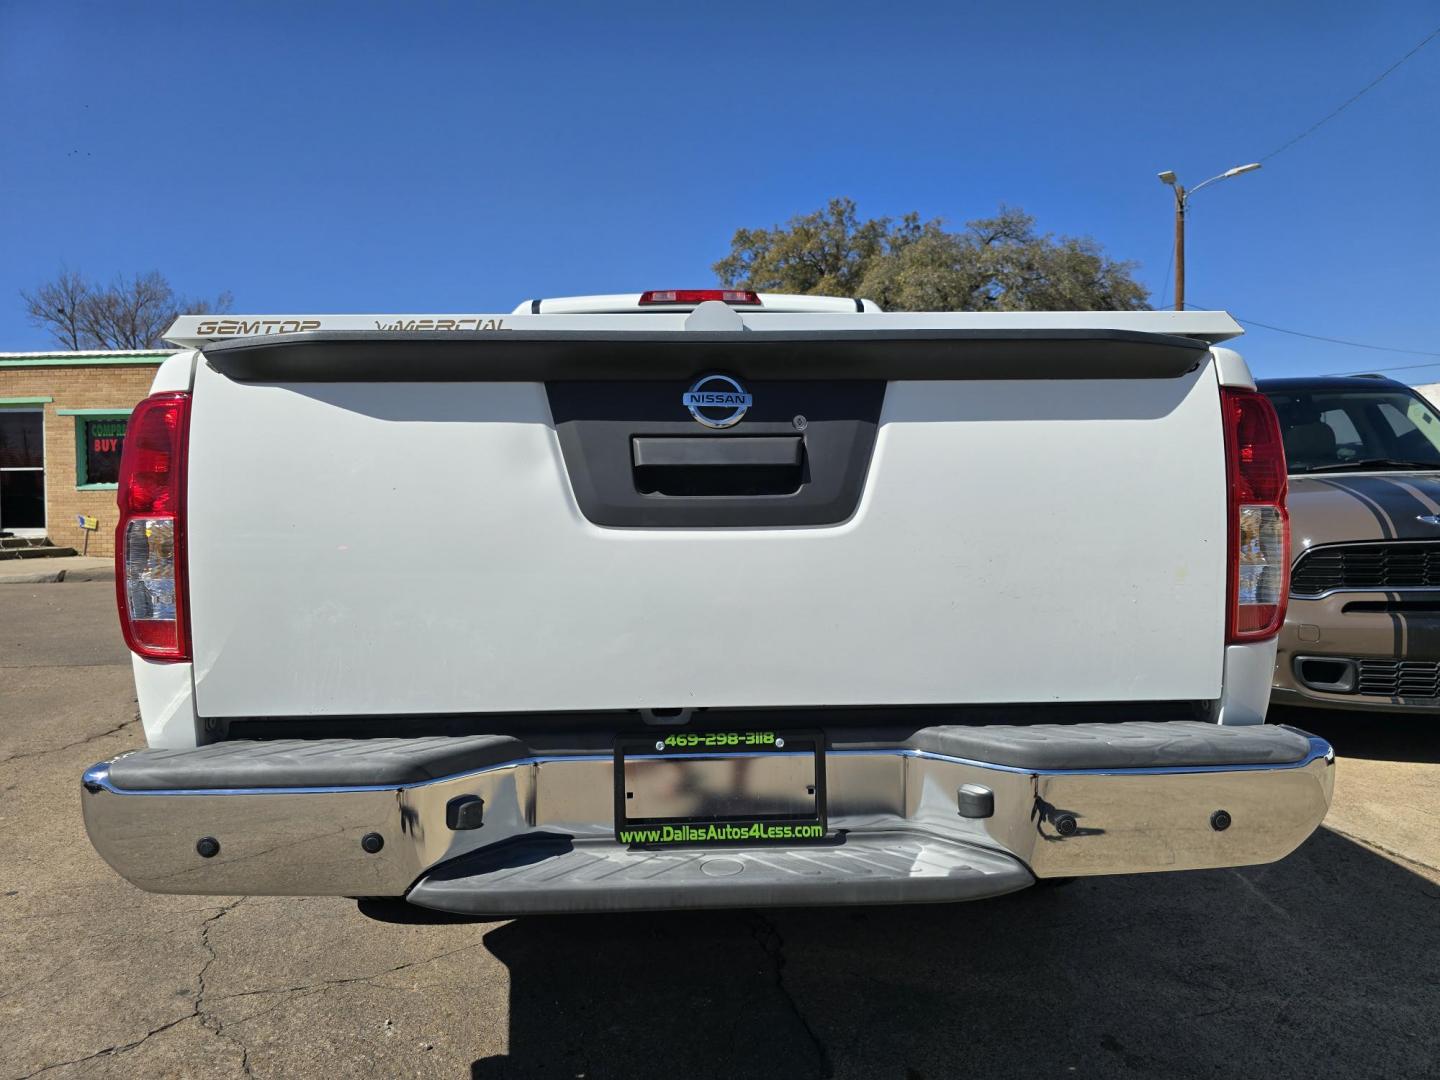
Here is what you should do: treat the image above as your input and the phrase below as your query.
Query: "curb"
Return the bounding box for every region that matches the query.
[0,566,114,586]
[65,567,116,582]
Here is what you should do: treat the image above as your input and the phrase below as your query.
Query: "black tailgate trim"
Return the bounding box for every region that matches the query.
[549,379,881,527]
[631,435,802,467]
[200,328,1208,383]
[217,701,1211,745]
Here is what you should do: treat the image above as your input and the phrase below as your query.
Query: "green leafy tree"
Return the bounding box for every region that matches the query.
[711,199,891,298]
[714,200,1148,311]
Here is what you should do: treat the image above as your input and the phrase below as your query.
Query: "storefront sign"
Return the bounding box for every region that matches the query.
[84,418,127,486]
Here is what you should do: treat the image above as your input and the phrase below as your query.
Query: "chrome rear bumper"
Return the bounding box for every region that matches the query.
[81,724,1335,913]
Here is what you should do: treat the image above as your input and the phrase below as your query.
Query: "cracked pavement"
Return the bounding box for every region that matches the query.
[3,582,1439,1078]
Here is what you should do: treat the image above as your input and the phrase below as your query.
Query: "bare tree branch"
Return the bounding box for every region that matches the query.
[20,269,91,350]
[20,270,233,350]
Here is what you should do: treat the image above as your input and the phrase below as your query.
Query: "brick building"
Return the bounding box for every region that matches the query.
[0,350,175,556]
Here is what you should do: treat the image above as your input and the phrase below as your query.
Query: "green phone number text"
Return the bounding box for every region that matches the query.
[660,732,778,749]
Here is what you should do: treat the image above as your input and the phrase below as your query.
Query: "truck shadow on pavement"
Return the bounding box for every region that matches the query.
[457,827,1439,1080]
[1273,705,1440,764]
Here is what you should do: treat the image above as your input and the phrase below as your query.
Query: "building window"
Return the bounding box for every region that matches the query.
[74,413,130,489]
[0,409,46,532]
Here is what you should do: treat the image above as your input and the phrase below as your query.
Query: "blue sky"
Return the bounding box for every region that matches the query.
[2,1,1437,380]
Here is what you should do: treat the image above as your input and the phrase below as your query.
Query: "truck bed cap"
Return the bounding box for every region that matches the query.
[173,311,1242,384]
[165,308,1244,349]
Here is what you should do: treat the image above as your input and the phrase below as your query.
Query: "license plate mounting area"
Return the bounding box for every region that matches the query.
[613,731,827,847]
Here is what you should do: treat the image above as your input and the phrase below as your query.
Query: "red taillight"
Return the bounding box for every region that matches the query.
[638,289,762,306]
[1222,387,1289,642]
[115,392,191,661]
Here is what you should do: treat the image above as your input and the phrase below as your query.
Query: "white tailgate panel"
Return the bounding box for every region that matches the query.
[187,362,1226,717]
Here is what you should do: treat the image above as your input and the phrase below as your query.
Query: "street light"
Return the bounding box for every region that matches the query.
[1158,163,1261,310]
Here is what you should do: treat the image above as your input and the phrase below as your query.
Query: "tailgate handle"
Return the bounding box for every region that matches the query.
[631,436,802,468]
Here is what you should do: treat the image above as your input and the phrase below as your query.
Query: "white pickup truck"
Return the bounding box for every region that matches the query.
[82,291,1333,915]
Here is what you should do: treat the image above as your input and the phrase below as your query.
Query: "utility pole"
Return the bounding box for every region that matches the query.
[1157,163,1261,312]
[1173,182,1186,311]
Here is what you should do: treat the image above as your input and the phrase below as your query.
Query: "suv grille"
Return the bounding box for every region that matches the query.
[1357,659,1440,699]
[1290,542,1440,597]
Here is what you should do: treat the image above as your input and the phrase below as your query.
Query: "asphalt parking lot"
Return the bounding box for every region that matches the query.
[2,582,1438,1079]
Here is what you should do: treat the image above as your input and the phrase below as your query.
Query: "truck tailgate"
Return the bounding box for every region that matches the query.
[185,337,1226,719]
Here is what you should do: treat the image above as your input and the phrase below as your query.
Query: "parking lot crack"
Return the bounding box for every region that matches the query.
[213,937,491,1006]
[749,913,833,1079]
[0,715,138,767]
[3,873,247,1078]
[193,897,254,1076]
[0,958,81,1003]
[10,1015,194,1079]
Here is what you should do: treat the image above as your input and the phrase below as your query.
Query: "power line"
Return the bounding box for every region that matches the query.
[1229,314,1440,360]
[1300,357,1440,379]
[1260,24,1440,162]
[1183,302,1440,376]
[1166,27,1440,377]
[1322,359,1440,377]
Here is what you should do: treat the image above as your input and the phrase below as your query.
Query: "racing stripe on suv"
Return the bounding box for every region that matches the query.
[1309,477,1440,661]
[1344,477,1440,658]
[1311,478,1397,539]
[1309,479,1403,658]
[1393,477,1440,516]
[1392,477,1440,658]
[1319,475,1440,536]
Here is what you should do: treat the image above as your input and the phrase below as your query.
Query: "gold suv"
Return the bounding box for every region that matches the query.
[1264,375,1440,712]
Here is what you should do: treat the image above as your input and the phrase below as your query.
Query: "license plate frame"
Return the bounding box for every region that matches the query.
[613,731,827,848]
